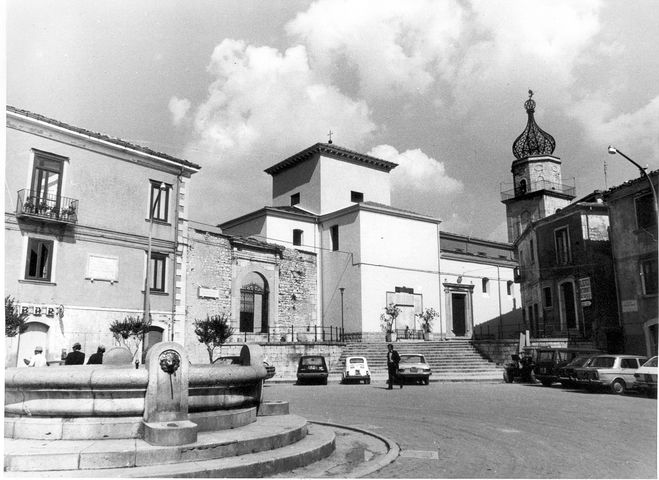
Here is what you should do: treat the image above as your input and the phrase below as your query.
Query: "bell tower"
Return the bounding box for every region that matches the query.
[501,91,575,243]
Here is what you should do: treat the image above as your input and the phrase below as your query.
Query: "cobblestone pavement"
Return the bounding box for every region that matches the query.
[264,380,657,478]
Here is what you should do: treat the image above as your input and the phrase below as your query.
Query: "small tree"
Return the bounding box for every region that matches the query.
[109,315,151,360]
[5,296,28,337]
[380,304,401,334]
[194,313,234,363]
[417,307,439,333]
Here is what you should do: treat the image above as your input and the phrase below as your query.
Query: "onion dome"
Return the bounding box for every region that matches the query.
[512,90,556,159]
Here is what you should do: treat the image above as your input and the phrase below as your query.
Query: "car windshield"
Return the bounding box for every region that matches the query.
[349,358,365,364]
[538,351,554,362]
[566,356,591,367]
[641,356,658,368]
[301,357,324,366]
[400,355,425,364]
[590,357,615,368]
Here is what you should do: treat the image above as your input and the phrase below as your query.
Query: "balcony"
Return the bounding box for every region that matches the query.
[16,189,79,225]
[500,179,576,202]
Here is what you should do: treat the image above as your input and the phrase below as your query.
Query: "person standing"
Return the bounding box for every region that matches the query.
[386,343,402,389]
[64,342,85,365]
[87,345,105,365]
[24,346,48,367]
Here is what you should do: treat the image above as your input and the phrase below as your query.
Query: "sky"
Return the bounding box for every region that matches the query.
[6,0,659,242]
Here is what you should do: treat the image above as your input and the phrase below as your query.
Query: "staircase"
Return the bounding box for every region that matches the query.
[331,339,503,382]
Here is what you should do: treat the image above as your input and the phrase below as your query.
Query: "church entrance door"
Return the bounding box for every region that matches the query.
[451,293,467,336]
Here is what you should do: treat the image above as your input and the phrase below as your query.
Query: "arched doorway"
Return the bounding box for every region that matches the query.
[240,272,269,333]
[559,280,578,331]
[17,322,49,367]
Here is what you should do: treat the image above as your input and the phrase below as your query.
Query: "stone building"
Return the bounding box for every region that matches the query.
[4,106,200,366]
[604,171,658,356]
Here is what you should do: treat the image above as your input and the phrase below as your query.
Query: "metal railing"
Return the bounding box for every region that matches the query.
[229,325,345,344]
[500,180,575,201]
[16,189,79,224]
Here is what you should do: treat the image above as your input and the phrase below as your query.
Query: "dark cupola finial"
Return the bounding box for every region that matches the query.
[512,90,556,159]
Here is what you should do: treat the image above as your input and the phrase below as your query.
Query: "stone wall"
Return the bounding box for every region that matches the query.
[277,248,318,329]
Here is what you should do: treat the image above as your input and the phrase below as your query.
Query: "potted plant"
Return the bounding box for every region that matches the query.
[417,307,439,340]
[23,197,35,214]
[380,304,400,342]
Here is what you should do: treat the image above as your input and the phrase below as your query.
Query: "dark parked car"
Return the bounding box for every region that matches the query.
[557,355,598,388]
[503,350,537,383]
[534,347,601,387]
[296,355,328,385]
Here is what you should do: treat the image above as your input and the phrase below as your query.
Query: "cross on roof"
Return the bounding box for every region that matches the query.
[327,130,333,144]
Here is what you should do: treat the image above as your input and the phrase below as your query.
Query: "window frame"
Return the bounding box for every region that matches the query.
[640,257,658,296]
[290,192,300,206]
[293,229,303,246]
[149,252,167,293]
[30,149,66,212]
[330,225,339,251]
[554,226,571,265]
[481,277,489,294]
[350,191,364,203]
[25,237,55,282]
[635,192,656,231]
[149,181,171,223]
[506,280,513,296]
[543,286,553,308]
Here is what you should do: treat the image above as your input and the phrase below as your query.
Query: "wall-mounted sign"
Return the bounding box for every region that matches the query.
[621,299,638,313]
[198,286,220,299]
[19,304,61,317]
[86,254,119,283]
[579,277,592,301]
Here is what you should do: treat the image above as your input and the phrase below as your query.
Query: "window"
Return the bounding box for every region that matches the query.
[351,191,364,202]
[482,278,489,293]
[506,281,513,296]
[293,229,303,246]
[635,193,656,230]
[149,253,167,292]
[25,238,54,281]
[554,227,571,265]
[30,150,65,213]
[290,192,300,206]
[621,358,641,369]
[543,287,553,308]
[330,225,339,251]
[529,239,535,264]
[641,258,658,295]
[150,181,170,222]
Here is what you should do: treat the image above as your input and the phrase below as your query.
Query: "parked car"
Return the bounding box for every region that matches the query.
[342,356,371,384]
[296,355,328,385]
[575,354,647,394]
[633,356,657,397]
[557,355,598,388]
[534,347,601,387]
[397,354,432,385]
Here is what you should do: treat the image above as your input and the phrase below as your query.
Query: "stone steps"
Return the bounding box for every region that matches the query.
[4,414,335,476]
[331,340,502,381]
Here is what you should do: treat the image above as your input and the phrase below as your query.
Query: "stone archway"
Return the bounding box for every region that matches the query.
[443,283,474,338]
[239,272,270,333]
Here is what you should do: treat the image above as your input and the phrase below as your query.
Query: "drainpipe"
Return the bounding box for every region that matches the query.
[436,224,443,340]
[171,171,182,341]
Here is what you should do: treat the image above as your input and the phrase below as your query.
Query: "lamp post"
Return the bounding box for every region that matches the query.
[339,287,345,342]
[142,182,167,362]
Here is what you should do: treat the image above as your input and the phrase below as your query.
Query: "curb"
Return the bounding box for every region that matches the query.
[308,420,400,477]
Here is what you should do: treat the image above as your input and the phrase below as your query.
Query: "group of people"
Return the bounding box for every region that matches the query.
[24,343,105,367]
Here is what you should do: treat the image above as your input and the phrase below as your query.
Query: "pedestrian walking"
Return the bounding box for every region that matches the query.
[24,346,48,367]
[64,342,85,365]
[386,343,402,389]
[87,345,105,364]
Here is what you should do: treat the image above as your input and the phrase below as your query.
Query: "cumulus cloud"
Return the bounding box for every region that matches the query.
[168,96,191,125]
[570,94,659,158]
[286,0,464,99]
[368,144,463,194]
[190,39,376,161]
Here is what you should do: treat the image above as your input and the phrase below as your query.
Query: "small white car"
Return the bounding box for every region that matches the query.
[342,356,371,384]
[633,356,657,397]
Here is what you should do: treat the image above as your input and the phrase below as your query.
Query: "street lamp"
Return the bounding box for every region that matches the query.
[607,146,658,221]
[142,182,167,362]
[339,287,345,342]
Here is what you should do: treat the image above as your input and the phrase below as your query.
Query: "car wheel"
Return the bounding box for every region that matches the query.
[610,379,626,395]
[322,378,328,386]
[503,370,513,383]
[424,378,429,385]
[365,378,371,384]
[541,379,553,387]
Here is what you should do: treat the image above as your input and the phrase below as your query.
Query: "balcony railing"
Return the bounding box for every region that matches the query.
[16,189,79,225]
[500,180,575,201]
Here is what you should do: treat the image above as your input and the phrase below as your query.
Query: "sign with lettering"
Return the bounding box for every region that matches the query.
[622,300,638,312]
[198,286,220,299]
[579,277,592,301]
[86,254,119,283]
[19,304,60,317]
